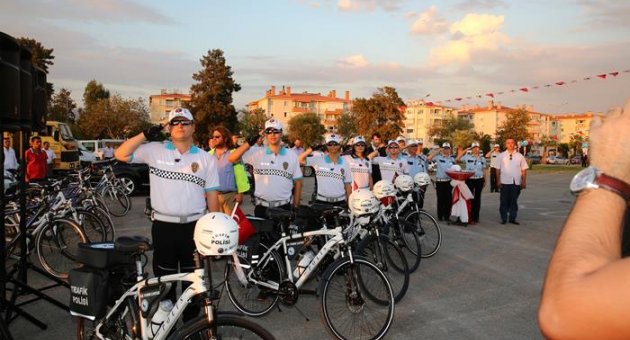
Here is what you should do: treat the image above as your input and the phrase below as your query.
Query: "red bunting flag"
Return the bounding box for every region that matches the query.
[544,84,552,87]
[486,93,494,98]
[476,95,482,98]
[497,92,504,95]
[555,81,565,85]
[609,72,619,77]
[571,80,578,83]
[455,98,463,101]
[596,74,607,79]
[584,77,592,80]
[532,86,539,89]
[520,88,529,92]
[624,70,630,73]
[426,102,434,106]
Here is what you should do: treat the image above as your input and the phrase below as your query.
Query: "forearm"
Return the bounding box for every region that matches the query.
[227,143,250,163]
[293,180,303,207]
[539,190,627,339]
[206,190,220,212]
[115,133,145,162]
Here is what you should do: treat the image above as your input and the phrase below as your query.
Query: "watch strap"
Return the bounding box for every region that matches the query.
[597,172,630,203]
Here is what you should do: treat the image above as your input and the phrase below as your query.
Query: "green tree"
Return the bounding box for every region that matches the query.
[427,116,474,148]
[78,95,150,139]
[83,80,110,112]
[539,135,556,157]
[188,49,241,143]
[336,111,357,144]
[237,108,267,139]
[17,37,55,100]
[495,108,530,148]
[48,88,76,123]
[287,112,326,147]
[352,86,405,140]
[473,132,493,155]
[569,133,585,157]
[558,143,570,158]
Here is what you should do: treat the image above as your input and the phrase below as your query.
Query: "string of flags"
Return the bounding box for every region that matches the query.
[422,69,630,106]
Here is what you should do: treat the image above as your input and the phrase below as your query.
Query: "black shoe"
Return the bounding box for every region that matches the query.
[500,220,507,224]
[509,220,520,225]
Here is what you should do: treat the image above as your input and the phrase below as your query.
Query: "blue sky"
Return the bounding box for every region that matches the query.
[2,0,629,113]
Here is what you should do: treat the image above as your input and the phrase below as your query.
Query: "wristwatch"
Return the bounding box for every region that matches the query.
[570,166,630,203]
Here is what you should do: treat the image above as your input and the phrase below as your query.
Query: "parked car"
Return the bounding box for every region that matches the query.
[547,156,570,165]
[526,155,541,165]
[112,162,150,195]
[78,143,97,165]
[570,155,582,165]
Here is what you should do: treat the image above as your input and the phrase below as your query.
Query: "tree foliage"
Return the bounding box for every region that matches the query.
[427,116,475,148]
[48,88,76,123]
[188,49,241,143]
[495,108,530,147]
[237,108,268,139]
[17,37,55,100]
[287,112,326,147]
[336,111,357,143]
[83,80,110,112]
[78,94,151,139]
[569,133,585,156]
[352,87,405,141]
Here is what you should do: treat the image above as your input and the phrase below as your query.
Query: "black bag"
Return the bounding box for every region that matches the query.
[69,267,109,320]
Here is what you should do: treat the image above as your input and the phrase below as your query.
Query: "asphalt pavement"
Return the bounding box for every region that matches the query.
[5,169,579,340]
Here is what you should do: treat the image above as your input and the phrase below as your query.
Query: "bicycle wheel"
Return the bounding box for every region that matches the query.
[175,314,275,340]
[405,210,442,258]
[36,218,87,279]
[225,245,283,317]
[393,218,422,273]
[4,211,20,259]
[71,209,109,243]
[356,234,409,303]
[77,296,139,340]
[99,186,131,217]
[320,257,395,340]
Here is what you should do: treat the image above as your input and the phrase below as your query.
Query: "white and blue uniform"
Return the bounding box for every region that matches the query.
[343,155,372,190]
[460,154,486,179]
[434,154,456,181]
[460,153,487,223]
[243,146,303,205]
[306,155,351,202]
[372,155,409,183]
[406,154,428,178]
[433,153,456,220]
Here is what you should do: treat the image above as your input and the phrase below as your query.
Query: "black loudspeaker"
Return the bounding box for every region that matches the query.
[20,46,33,129]
[0,31,21,128]
[32,66,47,130]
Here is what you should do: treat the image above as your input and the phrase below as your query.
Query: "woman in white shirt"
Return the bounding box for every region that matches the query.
[343,136,373,191]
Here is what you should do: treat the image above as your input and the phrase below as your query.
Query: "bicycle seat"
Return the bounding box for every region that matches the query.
[115,236,152,253]
[310,203,343,217]
[266,208,294,222]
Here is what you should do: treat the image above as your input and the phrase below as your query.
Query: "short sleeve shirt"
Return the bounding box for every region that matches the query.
[372,155,409,183]
[4,147,19,170]
[25,148,47,181]
[243,146,303,202]
[489,151,501,168]
[460,154,486,178]
[497,151,528,185]
[406,154,428,178]
[306,154,351,198]
[433,154,456,180]
[343,155,372,190]
[130,141,219,215]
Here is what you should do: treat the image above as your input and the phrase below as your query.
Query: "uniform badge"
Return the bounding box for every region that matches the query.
[283,162,288,170]
[399,162,403,168]
[340,168,345,175]
[191,162,199,173]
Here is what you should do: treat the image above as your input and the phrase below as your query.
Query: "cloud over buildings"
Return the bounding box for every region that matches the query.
[409,6,449,35]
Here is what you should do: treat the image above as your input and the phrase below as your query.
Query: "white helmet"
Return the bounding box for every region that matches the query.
[394,175,414,192]
[414,172,431,186]
[373,180,396,199]
[348,189,380,217]
[194,213,239,256]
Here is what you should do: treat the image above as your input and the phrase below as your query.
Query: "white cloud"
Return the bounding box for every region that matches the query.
[428,13,510,67]
[410,6,449,35]
[337,0,405,12]
[339,54,369,67]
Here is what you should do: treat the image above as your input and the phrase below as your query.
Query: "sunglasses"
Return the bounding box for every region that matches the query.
[211,135,223,139]
[170,120,193,126]
[388,145,399,149]
[354,143,367,147]
[265,129,282,135]
[327,142,340,147]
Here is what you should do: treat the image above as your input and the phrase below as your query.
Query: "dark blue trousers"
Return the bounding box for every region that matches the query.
[499,184,521,222]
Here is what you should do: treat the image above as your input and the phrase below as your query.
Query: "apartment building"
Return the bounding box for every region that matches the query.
[247,86,352,132]
[148,90,192,123]
[403,99,457,147]
[553,112,604,144]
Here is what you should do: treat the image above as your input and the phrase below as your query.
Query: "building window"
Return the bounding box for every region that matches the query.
[284,112,287,118]
[406,129,414,133]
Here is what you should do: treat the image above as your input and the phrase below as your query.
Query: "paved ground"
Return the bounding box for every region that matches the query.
[5,169,579,339]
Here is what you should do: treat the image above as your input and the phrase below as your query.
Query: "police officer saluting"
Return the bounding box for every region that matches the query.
[115,108,220,319]
[229,119,303,218]
[428,142,456,221]
[299,134,352,206]
[371,139,409,183]
[457,142,487,225]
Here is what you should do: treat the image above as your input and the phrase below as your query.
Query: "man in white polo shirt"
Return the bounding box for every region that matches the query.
[229,118,303,217]
[299,134,352,206]
[486,143,501,192]
[497,138,528,225]
[371,139,409,183]
[115,107,220,319]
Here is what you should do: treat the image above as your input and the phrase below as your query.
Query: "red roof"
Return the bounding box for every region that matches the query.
[266,92,351,103]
